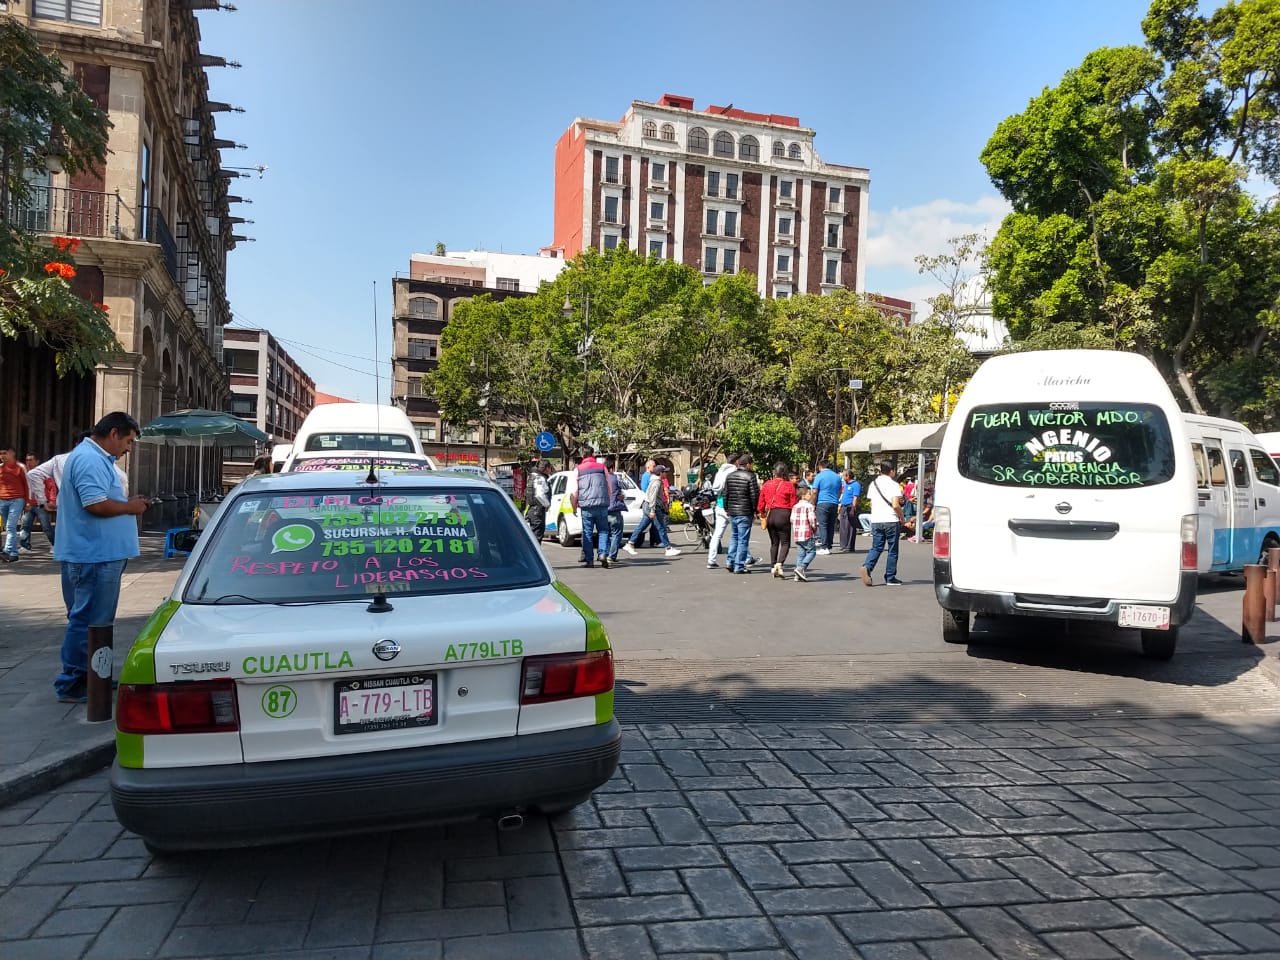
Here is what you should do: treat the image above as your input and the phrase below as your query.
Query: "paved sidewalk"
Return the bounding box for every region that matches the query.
[0,534,182,806]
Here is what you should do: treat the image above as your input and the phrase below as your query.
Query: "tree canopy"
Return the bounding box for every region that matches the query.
[427,246,978,468]
[980,0,1280,426]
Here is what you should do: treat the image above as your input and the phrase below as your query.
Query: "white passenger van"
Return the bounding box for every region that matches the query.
[283,403,435,473]
[1185,415,1280,573]
[933,350,1197,659]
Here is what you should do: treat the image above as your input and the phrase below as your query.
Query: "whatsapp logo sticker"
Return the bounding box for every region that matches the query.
[271,523,315,554]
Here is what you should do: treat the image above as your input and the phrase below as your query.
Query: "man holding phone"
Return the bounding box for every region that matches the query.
[53,412,151,703]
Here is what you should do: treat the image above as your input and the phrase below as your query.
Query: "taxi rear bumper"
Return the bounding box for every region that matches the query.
[112,720,621,850]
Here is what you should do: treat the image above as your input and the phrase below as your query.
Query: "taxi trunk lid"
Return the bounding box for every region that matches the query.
[151,586,588,763]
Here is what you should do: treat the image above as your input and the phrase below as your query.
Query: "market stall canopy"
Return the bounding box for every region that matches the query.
[138,409,268,446]
[840,422,948,454]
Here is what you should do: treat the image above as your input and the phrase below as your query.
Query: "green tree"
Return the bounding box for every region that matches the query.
[722,410,803,476]
[0,16,116,373]
[980,0,1280,424]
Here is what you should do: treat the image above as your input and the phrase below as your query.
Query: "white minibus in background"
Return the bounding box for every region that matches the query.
[1184,415,1280,573]
[1256,432,1280,465]
[933,350,1197,660]
[283,403,436,473]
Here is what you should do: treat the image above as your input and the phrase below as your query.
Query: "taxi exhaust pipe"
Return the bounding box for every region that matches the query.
[497,812,525,831]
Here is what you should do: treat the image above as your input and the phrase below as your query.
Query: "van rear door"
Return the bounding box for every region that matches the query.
[951,402,1184,602]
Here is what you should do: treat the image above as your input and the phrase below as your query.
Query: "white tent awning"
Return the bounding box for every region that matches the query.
[840,422,949,454]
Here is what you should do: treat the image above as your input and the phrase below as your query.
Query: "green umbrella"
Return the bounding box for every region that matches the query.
[139,409,269,503]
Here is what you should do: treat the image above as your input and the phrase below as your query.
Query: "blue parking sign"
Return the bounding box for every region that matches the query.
[535,431,556,453]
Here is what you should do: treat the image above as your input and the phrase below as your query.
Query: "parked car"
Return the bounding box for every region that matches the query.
[544,470,646,546]
[110,470,621,852]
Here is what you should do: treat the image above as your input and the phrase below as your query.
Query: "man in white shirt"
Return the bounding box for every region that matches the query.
[706,453,739,568]
[860,461,905,586]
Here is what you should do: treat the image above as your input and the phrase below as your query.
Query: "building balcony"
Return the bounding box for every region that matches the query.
[773,270,793,283]
[826,201,846,216]
[647,180,670,193]
[10,186,182,287]
[774,233,795,246]
[704,190,743,204]
[776,194,797,208]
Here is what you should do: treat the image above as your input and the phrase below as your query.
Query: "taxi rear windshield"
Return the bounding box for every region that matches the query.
[303,432,414,453]
[957,402,1176,489]
[184,487,547,604]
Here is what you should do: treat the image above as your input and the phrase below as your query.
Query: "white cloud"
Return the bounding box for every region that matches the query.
[865,195,1011,273]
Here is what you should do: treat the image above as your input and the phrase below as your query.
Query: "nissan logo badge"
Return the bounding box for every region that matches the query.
[1055,502,1072,515]
[372,638,401,662]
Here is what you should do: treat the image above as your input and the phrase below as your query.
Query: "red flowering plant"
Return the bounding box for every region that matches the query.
[0,18,115,374]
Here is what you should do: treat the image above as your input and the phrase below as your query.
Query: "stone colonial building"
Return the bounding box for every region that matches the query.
[551,94,870,299]
[0,0,244,519]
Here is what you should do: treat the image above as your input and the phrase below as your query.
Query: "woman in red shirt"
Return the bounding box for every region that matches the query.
[758,462,799,578]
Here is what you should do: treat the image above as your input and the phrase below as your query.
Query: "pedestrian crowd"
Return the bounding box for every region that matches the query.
[527,449,929,585]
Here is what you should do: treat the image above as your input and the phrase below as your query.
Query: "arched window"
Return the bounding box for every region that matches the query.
[688,126,708,153]
[788,142,802,159]
[408,297,437,320]
[739,135,759,162]
[772,140,784,157]
[713,131,734,157]
[660,123,675,142]
[642,119,657,139]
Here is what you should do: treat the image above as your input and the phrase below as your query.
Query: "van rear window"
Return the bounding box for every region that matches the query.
[957,402,1176,489]
[304,433,414,453]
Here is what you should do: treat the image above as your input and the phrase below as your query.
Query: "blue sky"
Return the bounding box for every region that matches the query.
[197,0,1152,401]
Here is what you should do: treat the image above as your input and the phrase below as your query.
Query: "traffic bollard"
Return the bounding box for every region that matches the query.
[1242,564,1267,645]
[86,625,114,723]
[1268,548,1280,623]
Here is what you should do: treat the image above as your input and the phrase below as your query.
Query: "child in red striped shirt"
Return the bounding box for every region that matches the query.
[790,483,817,582]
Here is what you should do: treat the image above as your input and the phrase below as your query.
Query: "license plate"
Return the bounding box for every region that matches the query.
[334,673,436,735]
[1117,605,1170,630]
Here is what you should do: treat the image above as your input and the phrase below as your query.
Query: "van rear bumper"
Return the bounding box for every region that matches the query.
[933,560,1197,626]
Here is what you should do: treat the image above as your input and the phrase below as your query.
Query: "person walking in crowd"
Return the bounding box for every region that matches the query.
[706,452,738,568]
[525,459,552,541]
[571,452,613,568]
[0,445,28,562]
[758,462,798,578]
[790,482,818,581]
[861,461,906,587]
[811,459,841,555]
[838,468,861,553]
[624,465,682,558]
[724,453,760,574]
[19,452,55,552]
[53,412,152,703]
[637,457,661,547]
[605,456,627,564]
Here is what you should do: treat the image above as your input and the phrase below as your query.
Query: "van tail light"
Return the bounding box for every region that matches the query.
[117,680,240,734]
[932,506,951,560]
[1181,514,1198,571]
[521,650,614,705]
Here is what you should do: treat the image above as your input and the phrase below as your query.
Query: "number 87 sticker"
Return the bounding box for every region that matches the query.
[262,684,297,719]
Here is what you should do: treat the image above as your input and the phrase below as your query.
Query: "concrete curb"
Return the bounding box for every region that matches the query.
[0,730,115,809]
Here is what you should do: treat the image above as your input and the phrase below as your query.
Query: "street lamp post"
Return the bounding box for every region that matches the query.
[562,288,592,446]
[471,355,491,468]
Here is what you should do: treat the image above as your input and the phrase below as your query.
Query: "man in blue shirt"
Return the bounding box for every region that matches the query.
[53,412,152,703]
[810,460,842,555]
[839,469,862,552]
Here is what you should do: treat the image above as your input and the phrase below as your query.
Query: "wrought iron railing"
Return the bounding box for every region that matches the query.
[8,185,121,239]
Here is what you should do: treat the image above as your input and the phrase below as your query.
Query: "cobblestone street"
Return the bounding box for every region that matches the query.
[3,716,1279,959]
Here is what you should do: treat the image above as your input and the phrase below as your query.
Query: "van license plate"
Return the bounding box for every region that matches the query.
[1117,605,1170,630]
[334,674,436,735]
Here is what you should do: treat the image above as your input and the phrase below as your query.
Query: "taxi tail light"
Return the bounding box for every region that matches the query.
[1181,514,1198,571]
[932,506,951,560]
[117,680,240,734]
[520,650,614,704]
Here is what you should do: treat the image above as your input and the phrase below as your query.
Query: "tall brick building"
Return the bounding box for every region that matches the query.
[551,94,869,299]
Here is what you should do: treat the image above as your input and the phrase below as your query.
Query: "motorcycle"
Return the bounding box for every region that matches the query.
[672,486,716,547]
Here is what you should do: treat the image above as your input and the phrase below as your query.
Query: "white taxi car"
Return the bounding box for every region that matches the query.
[111,470,621,852]
[545,470,646,547]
